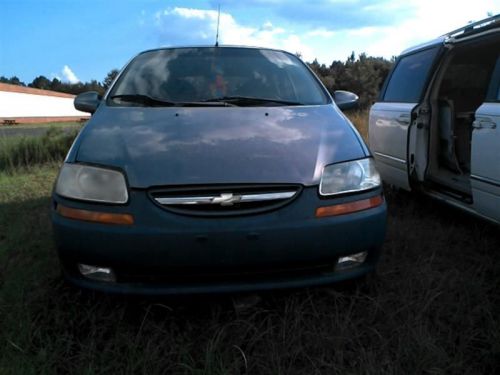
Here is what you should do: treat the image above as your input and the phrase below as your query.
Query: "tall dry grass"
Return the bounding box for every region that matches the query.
[0,128,78,172]
[345,109,369,143]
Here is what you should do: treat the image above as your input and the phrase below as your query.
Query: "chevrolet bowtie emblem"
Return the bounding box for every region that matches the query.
[211,193,241,206]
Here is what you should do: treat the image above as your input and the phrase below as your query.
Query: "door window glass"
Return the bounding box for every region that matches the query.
[383,47,439,103]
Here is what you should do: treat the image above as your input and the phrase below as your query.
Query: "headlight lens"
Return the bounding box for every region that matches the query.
[319,158,380,196]
[55,164,128,204]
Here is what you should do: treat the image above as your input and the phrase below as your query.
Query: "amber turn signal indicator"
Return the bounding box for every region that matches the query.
[56,205,134,225]
[315,195,383,218]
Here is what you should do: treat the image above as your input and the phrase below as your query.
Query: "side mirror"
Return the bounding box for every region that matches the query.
[334,90,359,111]
[74,91,102,114]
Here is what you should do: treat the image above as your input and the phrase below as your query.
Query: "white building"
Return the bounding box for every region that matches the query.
[0,83,90,124]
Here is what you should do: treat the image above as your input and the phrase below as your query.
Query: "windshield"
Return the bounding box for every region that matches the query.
[108,47,330,106]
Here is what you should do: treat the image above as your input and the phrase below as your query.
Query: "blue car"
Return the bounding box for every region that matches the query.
[52,46,386,294]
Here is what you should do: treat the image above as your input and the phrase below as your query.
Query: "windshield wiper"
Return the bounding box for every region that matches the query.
[201,96,303,107]
[110,94,178,107]
[110,94,235,107]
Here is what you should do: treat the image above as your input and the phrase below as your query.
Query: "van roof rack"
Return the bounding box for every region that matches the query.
[443,14,500,39]
[401,14,499,56]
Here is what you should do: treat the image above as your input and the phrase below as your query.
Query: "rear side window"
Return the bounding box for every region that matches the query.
[486,56,500,102]
[383,47,439,103]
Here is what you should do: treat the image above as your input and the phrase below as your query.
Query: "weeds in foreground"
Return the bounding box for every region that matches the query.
[0,127,79,172]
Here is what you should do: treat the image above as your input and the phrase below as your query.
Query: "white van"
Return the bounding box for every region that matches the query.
[369,15,500,224]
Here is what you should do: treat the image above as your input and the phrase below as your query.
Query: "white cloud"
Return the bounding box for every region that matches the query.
[151,3,499,65]
[155,7,315,61]
[62,65,80,84]
[347,27,378,37]
[260,21,274,31]
[307,28,336,38]
[355,0,499,57]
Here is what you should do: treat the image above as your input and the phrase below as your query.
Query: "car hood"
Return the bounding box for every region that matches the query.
[74,105,366,188]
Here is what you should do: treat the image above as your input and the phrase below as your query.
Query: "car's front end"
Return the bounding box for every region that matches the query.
[51,46,386,295]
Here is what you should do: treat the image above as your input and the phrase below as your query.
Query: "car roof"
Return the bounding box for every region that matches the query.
[136,45,296,57]
[400,13,500,56]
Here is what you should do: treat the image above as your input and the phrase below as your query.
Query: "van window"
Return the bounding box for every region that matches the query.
[486,56,500,102]
[383,47,439,103]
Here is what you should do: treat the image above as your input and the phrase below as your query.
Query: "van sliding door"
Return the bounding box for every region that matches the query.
[369,46,441,190]
[471,57,500,223]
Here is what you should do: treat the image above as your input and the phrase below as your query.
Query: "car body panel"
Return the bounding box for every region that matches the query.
[53,187,386,295]
[53,46,386,294]
[75,105,367,188]
[369,102,415,190]
[471,102,500,222]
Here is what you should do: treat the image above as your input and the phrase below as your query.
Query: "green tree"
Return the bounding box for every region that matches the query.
[0,76,26,86]
[30,75,52,90]
[49,78,63,92]
[102,69,119,91]
[308,53,393,109]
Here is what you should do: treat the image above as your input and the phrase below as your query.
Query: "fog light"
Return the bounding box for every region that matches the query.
[336,251,368,271]
[78,264,116,282]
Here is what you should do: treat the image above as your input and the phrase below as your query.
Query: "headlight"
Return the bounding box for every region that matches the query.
[55,163,128,204]
[319,158,380,196]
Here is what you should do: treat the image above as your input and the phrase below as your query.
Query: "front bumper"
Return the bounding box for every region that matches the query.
[52,187,386,295]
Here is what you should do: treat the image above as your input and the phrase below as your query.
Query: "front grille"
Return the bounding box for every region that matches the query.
[149,184,302,216]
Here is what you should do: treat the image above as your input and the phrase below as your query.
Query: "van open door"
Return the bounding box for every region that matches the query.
[370,103,415,190]
[369,46,442,191]
[470,59,500,223]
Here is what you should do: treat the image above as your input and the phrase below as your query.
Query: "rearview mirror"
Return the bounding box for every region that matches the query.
[74,91,102,114]
[334,90,359,111]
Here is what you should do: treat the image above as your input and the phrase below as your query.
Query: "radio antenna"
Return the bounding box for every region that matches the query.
[215,5,221,47]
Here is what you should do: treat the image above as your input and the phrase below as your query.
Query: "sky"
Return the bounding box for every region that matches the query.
[1,0,498,84]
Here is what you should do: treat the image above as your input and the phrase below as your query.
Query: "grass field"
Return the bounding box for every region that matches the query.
[0,128,79,172]
[0,121,83,129]
[0,112,499,373]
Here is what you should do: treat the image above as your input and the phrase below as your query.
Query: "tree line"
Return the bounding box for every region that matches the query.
[309,52,395,108]
[0,69,119,96]
[1,53,395,109]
